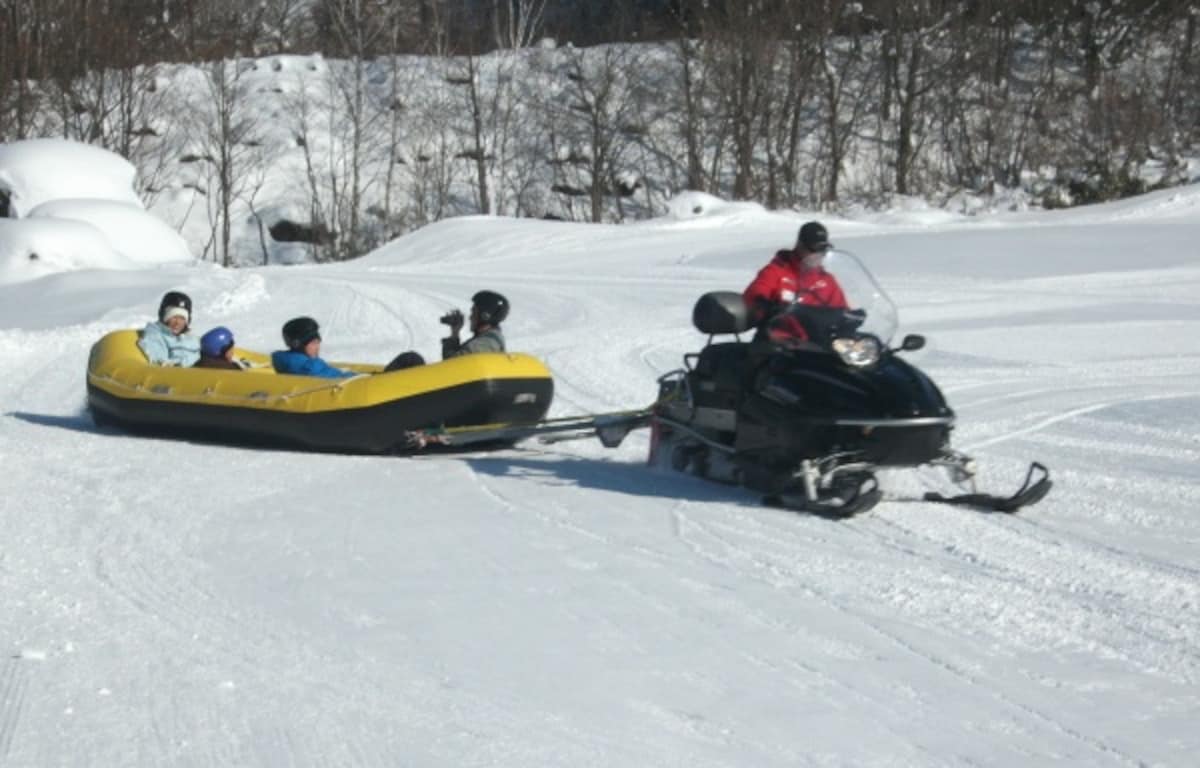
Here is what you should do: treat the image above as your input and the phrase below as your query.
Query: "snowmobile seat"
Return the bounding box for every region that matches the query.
[690,342,751,409]
[686,293,753,410]
[692,291,752,336]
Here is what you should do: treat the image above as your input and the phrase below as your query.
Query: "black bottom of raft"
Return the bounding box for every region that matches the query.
[87,376,554,454]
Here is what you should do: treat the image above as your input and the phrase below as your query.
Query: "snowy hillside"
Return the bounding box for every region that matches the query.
[1,181,1199,765]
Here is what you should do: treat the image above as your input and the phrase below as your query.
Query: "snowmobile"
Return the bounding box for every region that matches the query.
[406,250,1050,517]
[646,250,1050,517]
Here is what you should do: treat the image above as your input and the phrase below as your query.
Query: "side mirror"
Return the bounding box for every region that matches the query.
[899,334,925,352]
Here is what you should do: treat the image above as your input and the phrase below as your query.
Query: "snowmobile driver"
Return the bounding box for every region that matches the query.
[743,221,848,344]
[440,290,508,359]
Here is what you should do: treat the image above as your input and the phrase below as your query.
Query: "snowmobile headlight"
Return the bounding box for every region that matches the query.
[832,336,881,367]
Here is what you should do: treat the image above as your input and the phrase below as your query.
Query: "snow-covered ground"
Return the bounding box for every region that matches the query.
[0,139,191,285]
[1,181,1199,766]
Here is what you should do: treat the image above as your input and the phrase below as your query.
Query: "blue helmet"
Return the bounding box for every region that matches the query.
[200,326,235,358]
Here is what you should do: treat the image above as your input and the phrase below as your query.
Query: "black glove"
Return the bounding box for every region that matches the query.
[751,297,786,323]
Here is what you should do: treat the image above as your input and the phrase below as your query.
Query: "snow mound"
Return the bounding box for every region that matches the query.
[663,191,767,221]
[0,218,133,285]
[356,215,565,268]
[1059,181,1200,222]
[28,199,192,265]
[858,195,969,227]
[0,138,141,217]
[207,273,270,316]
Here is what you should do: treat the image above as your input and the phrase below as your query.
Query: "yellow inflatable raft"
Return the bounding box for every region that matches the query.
[86,330,554,452]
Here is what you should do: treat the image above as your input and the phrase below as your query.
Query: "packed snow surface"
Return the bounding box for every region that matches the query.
[0,138,191,285]
[28,199,192,265]
[2,182,1199,766]
[0,218,134,285]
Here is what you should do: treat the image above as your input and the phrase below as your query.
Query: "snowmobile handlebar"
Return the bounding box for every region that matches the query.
[767,305,868,348]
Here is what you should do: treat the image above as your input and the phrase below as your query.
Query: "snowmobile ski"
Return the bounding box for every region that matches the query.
[763,473,883,519]
[922,461,1052,513]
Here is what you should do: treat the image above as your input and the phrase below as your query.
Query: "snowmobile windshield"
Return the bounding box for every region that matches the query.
[821,249,898,344]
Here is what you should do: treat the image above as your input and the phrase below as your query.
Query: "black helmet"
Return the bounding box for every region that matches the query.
[471,290,509,325]
[282,316,321,350]
[158,290,193,326]
[797,221,831,252]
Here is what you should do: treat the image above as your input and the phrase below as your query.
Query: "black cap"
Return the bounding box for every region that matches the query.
[158,290,193,325]
[797,221,831,252]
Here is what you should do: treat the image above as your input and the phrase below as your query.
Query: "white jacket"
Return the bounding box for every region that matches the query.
[137,321,200,367]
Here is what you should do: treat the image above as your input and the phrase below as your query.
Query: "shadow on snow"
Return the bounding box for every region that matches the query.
[10,409,786,514]
[463,452,764,510]
[8,410,102,433]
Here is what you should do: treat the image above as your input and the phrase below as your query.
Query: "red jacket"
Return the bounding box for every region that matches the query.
[743,250,848,341]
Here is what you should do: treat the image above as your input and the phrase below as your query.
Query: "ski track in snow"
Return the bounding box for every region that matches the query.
[0,658,30,761]
[462,470,806,761]
[366,254,1192,764]
[885,359,1200,678]
[871,509,1200,676]
[669,510,1149,765]
[0,327,431,766]
[459,444,1163,763]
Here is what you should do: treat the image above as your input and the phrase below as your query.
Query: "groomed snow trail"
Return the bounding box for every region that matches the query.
[2,209,1199,766]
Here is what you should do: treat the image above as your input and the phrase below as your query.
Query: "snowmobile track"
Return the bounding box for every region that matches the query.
[884,514,1200,674]
[674,511,1150,764]
[0,657,29,760]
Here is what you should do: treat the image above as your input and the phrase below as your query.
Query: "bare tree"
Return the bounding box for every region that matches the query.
[704,3,780,201]
[930,2,1059,194]
[639,20,728,200]
[1158,3,1200,178]
[1,0,62,139]
[192,58,269,266]
[879,1,967,195]
[448,55,494,214]
[311,0,398,258]
[492,0,547,50]
[540,44,646,222]
[327,2,374,257]
[674,37,711,192]
[1024,1,1173,201]
[405,88,460,228]
[807,1,876,206]
[445,1,545,216]
[378,59,417,242]
[289,74,333,261]
[260,0,316,54]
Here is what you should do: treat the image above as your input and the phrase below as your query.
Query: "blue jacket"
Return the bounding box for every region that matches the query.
[138,321,200,367]
[271,350,355,379]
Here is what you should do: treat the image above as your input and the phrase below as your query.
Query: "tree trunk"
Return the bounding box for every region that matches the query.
[732,49,754,200]
[467,56,491,214]
[678,40,705,191]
